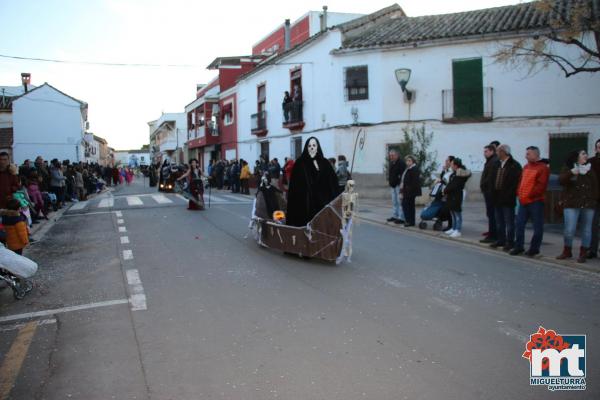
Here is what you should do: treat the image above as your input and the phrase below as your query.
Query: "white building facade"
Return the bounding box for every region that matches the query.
[235,3,600,197]
[12,83,88,164]
[148,112,187,165]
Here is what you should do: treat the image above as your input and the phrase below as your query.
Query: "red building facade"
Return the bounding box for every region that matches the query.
[185,57,262,169]
[252,16,310,56]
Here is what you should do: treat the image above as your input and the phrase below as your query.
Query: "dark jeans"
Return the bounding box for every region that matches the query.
[241,179,250,195]
[484,193,497,239]
[231,178,240,193]
[50,186,65,204]
[495,206,516,246]
[402,196,416,225]
[515,201,545,252]
[590,204,600,255]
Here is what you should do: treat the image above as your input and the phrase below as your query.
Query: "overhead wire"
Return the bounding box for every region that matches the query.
[0,53,204,68]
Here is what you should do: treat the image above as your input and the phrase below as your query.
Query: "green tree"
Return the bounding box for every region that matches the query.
[401,124,438,187]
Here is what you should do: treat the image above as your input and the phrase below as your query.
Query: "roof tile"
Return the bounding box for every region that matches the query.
[341,0,600,49]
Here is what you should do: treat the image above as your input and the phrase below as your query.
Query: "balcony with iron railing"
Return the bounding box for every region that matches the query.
[442,87,493,122]
[251,110,267,136]
[282,100,304,130]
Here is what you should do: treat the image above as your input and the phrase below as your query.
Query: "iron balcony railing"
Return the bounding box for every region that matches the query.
[442,87,493,122]
[282,100,303,126]
[251,110,267,133]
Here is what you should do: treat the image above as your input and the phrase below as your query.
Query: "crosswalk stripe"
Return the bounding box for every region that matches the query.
[151,194,173,204]
[219,194,248,202]
[126,196,143,206]
[69,201,88,211]
[98,198,114,208]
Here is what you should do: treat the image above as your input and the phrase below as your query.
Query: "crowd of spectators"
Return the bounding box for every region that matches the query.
[0,152,134,253]
[387,139,600,265]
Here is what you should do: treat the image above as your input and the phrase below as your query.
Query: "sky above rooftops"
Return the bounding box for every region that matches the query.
[0,0,527,149]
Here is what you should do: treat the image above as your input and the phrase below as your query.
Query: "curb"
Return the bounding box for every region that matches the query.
[358,215,600,275]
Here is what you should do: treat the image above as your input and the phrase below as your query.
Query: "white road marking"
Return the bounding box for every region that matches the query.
[98,198,114,208]
[430,296,463,313]
[113,193,165,198]
[175,194,188,202]
[0,299,130,323]
[151,194,173,204]
[115,211,123,217]
[498,326,528,343]
[126,269,147,311]
[379,276,409,288]
[0,318,57,332]
[126,269,142,285]
[220,194,248,202]
[118,226,127,233]
[117,219,125,224]
[123,249,133,260]
[126,196,144,206]
[120,236,130,244]
[69,201,88,211]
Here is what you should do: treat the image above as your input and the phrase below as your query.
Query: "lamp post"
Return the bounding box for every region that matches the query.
[395,68,414,102]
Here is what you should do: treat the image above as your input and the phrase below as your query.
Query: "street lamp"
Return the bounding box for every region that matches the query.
[395,68,414,102]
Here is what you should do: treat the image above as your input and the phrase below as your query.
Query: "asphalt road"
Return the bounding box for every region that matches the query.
[1,179,598,400]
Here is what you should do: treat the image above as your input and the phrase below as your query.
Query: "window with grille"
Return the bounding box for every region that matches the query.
[344,66,368,101]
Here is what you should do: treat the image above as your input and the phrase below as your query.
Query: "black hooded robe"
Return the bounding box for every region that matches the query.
[286,137,339,227]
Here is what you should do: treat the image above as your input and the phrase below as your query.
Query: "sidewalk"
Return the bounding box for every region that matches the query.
[358,198,600,274]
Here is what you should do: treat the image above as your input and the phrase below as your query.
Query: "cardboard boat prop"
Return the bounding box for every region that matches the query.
[250,181,357,264]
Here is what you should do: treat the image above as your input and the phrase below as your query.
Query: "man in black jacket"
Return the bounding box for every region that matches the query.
[490,144,522,251]
[480,144,500,243]
[401,155,422,227]
[387,150,406,224]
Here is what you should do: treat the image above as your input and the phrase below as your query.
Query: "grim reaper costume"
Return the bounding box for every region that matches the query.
[286,137,339,227]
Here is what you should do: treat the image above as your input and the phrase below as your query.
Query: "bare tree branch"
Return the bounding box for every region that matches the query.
[493,0,600,78]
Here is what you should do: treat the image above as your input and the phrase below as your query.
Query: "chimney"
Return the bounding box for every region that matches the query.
[21,73,31,93]
[320,5,328,32]
[284,19,291,51]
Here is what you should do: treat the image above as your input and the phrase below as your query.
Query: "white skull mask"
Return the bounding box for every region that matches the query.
[307,139,318,159]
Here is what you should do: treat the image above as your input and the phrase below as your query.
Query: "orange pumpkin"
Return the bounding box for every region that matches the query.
[272,210,285,221]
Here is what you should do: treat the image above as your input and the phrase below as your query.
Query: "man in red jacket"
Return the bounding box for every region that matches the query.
[510,146,550,257]
[0,152,20,209]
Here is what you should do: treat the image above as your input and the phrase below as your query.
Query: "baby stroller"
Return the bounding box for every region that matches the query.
[418,182,451,231]
[0,243,37,300]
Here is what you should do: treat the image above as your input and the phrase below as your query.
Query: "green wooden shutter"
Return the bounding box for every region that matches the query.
[453,58,483,119]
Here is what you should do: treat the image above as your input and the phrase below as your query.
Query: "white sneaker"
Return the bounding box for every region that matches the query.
[444,229,455,235]
[449,230,462,238]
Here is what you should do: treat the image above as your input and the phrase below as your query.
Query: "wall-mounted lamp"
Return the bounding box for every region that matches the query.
[395,68,414,102]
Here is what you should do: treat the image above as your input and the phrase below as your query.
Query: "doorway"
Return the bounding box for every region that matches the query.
[549,133,588,174]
